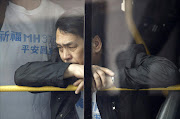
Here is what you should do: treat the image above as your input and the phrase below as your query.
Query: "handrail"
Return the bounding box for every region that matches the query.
[1,85,180,92]
[125,0,150,55]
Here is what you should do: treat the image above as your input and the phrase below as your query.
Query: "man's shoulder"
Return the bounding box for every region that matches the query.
[116,44,147,68]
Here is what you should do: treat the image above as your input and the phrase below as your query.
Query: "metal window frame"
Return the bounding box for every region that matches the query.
[84,1,93,119]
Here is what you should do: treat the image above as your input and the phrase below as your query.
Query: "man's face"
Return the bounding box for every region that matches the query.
[56,29,84,64]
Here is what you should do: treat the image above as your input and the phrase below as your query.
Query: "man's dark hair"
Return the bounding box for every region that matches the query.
[55,16,84,38]
[55,7,105,41]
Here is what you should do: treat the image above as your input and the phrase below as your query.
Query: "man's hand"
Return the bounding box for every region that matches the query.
[73,79,99,94]
[91,65,114,90]
[64,64,115,94]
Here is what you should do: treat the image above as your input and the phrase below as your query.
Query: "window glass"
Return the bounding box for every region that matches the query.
[90,0,180,119]
[0,0,180,119]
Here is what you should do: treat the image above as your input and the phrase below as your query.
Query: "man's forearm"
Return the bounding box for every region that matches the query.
[14,61,70,88]
[63,64,76,78]
[116,56,180,89]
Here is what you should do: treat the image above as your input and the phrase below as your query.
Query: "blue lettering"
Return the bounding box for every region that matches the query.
[0,31,9,42]
[10,31,16,41]
[94,114,101,119]
[24,34,32,42]
[33,34,40,43]
[21,45,29,53]
[40,46,47,54]
[31,45,39,54]
[42,35,47,43]
[76,98,83,108]
[15,32,22,41]
[10,31,21,42]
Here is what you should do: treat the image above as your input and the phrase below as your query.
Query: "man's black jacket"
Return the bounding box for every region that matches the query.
[14,44,180,119]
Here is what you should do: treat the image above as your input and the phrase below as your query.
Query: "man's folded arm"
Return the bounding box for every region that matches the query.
[14,61,71,88]
[115,45,180,89]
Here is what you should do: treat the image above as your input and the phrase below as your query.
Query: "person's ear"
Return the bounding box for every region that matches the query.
[92,35,102,53]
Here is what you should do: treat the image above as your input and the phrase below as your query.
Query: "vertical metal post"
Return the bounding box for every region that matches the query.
[84,0,93,119]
